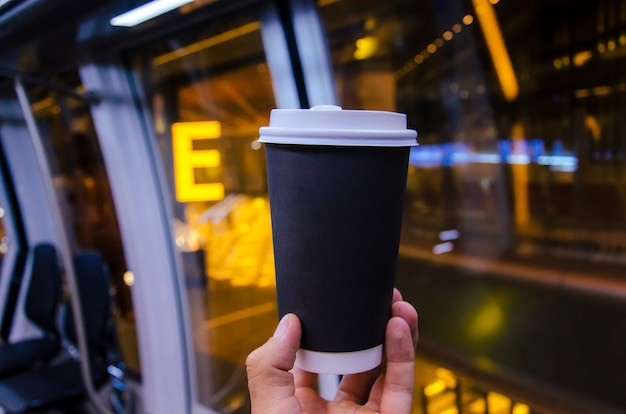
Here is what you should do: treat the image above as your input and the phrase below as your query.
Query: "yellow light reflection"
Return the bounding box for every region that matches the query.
[573,50,592,67]
[354,36,378,60]
[252,197,266,208]
[607,39,616,51]
[472,0,519,101]
[463,14,474,25]
[475,356,498,371]
[513,403,531,414]
[468,300,504,340]
[175,227,201,252]
[206,197,275,287]
[237,223,251,233]
[511,123,528,228]
[592,86,611,96]
[575,89,590,98]
[31,97,54,113]
[585,115,601,141]
[435,368,457,388]
[468,398,486,413]
[123,271,135,287]
[553,57,562,69]
[424,379,447,397]
[487,392,511,413]
[153,21,261,66]
[172,121,225,202]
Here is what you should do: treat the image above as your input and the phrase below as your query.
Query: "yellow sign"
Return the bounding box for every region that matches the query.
[172,121,225,202]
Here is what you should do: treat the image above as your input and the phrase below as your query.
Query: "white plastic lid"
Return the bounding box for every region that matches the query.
[258,105,418,147]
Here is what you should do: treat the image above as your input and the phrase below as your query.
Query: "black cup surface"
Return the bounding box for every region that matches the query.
[265,144,410,353]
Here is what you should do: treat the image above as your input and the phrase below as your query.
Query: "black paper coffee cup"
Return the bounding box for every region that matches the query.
[259,105,417,374]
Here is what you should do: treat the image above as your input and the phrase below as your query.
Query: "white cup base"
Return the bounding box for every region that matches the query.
[294,345,383,375]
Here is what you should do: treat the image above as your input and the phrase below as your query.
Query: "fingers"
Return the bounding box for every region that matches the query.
[367,299,418,410]
[379,316,416,414]
[246,314,303,414]
[335,295,418,408]
[334,368,380,405]
[392,288,418,347]
[247,293,417,414]
[393,288,403,303]
[293,367,318,390]
[391,300,418,348]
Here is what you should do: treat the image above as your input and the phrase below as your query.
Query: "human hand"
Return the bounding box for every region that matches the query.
[246,289,418,413]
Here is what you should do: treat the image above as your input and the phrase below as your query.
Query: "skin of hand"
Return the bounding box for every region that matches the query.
[246,289,419,414]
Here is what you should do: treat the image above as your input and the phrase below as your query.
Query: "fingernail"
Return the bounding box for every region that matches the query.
[273,314,290,338]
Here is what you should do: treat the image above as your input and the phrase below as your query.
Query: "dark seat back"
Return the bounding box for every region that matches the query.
[0,243,62,376]
[25,243,62,337]
[65,251,116,382]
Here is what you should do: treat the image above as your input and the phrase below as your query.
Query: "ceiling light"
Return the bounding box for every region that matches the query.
[110,0,194,27]
[0,0,15,9]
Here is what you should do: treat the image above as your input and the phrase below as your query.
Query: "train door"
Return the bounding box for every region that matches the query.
[20,72,138,362]
[0,71,139,412]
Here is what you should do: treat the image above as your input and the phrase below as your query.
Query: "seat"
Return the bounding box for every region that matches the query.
[0,251,122,413]
[0,243,62,376]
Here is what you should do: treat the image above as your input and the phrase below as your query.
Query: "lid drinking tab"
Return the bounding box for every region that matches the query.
[310,105,342,111]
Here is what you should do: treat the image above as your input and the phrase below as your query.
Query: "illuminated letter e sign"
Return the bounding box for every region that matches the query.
[172,121,225,202]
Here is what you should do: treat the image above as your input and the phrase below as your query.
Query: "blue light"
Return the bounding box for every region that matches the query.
[537,155,578,172]
[507,154,531,164]
[408,139,578,171]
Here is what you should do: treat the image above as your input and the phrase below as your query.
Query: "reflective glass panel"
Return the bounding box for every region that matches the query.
[319,0,626,412]
[131,7,277,412]
[25,73,140,373]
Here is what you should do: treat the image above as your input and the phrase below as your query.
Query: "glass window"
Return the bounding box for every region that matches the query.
[318,0,626,413]
[24,74,140,373]
[131,7,277,412]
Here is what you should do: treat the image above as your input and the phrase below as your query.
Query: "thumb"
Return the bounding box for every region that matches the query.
[246,314,302,414]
